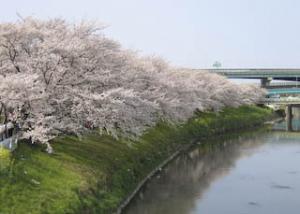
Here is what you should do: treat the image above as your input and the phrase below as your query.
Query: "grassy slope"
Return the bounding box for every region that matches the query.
[0,106,272,214]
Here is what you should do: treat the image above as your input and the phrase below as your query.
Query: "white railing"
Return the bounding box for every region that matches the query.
[268,82,299,87]
[261,97,300,105]
[0,135,18,151]
[204,69,300,77]
[0,123,14,135]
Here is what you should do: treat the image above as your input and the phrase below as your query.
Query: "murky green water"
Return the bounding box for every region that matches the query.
[124,121,300,214]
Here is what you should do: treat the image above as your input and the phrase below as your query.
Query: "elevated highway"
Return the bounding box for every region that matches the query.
[262,97,300,105]
[202,68,300,81]
[194,68,300,104]
[266,82,299,89]
[196,68,300,128]
[267,88,300,96]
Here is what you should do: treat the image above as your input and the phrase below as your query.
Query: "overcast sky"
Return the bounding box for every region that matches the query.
[1,0,300,68]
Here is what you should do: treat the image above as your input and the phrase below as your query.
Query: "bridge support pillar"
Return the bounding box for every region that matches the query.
[261,78,272,88]
[286,105,293,131]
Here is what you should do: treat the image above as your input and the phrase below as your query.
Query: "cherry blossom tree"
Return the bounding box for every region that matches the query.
[0,17,266,152]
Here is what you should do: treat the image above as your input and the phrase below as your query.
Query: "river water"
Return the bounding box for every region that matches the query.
[124,119,300,214]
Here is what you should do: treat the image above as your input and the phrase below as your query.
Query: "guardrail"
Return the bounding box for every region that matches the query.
[195,69,300,78]
[261,98,300,105]
[268,88,300,95]
[267,82,300,87]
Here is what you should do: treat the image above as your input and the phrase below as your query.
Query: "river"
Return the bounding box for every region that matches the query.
[124,118,300,214]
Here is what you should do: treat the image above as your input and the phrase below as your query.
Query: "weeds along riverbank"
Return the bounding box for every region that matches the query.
[0,105,272,214]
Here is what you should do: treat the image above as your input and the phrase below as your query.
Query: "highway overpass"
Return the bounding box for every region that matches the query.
[266,82,300,89]
[195,68,300,106]
[267,88,300,96]
[196,69,300,81]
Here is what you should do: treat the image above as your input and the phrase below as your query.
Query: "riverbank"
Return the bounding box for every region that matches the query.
[124,126,300,214]
[0,105,272,214]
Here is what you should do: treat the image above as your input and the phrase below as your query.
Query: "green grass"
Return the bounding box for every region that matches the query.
[0,105,272,214]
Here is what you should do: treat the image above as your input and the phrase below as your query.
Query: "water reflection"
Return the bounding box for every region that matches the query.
[124,130,300,214]
[273,107,300,131]
[273,119,300,131]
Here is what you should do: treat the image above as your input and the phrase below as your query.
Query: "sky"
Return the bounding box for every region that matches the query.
[1,0,300,69]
